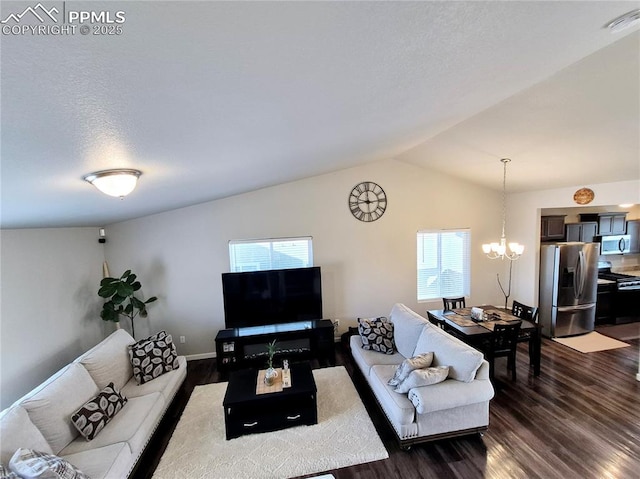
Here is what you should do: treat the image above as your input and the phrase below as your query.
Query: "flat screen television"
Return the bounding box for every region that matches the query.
[221,266,323,329]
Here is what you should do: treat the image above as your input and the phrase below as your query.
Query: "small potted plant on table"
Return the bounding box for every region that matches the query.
[264,339,278,386]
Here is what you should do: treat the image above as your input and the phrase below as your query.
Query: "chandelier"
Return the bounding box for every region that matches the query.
[482,158,524,260]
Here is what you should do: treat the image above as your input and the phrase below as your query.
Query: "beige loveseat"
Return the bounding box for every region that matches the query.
[0,329,186,478]
[351,303,495,449]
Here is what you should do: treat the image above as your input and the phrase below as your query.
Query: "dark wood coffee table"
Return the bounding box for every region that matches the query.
[223,362,317,440]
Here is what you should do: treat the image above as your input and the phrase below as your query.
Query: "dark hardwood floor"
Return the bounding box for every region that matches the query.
[134,330,640,479]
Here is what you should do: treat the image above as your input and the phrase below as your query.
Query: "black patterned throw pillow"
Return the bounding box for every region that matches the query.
[146,330,179,371]
[71,382,127,440]
[129,330,179,384]
[358,317,395,354]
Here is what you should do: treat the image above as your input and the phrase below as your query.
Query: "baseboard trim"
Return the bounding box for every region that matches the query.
[185,352,216,361]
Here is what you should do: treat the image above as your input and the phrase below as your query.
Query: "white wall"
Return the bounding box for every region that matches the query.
[105,159,506,356]
[0,228,107,408]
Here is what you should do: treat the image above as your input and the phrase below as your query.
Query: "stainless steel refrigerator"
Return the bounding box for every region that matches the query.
[539,242,599,338]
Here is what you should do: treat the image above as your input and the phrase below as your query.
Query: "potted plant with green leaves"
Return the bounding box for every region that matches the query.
[264,339,278,386]
[98,269,157,338]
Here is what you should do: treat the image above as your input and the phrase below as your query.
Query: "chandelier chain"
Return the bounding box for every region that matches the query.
[501,158,507,239]
[482,158,522,261]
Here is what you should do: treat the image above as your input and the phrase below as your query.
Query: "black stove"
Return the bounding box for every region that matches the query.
[598,262,640,291]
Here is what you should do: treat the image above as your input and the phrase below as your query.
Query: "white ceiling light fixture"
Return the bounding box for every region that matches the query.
[83,169,142,198]
[606,9,640,33]
[482,158,524,261]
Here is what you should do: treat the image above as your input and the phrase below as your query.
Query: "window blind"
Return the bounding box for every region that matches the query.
[229,237,313,272]
[417,229,470,301]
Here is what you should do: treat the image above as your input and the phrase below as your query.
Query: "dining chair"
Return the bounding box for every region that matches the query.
[485,321,522,381]
[442,297,465,311]
[512,300,539,324]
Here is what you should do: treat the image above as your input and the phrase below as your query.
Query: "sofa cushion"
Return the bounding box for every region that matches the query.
[121,356,187,400]
[369,365,416,426]
[358,317,395,354]
[71,383,127,441]
[388,303,430,358]
[0,406,53,465]
[21,363,100,454]
[414,324,484,383]
[60,442,132,479]
[394,366,450,394]
[387,352,434,387]
[60,393,164,458]
[128,332,178,384]
[9,448,90,479]
[349,335,404,377]
[78,329,136,391]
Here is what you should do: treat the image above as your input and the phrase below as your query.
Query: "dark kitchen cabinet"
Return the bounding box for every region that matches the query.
[565,222,598,243]
[596,288,614,324]
[628,220,640,254]
[600,214,626,235]
[541,215,566,241]
[580,213,627,235]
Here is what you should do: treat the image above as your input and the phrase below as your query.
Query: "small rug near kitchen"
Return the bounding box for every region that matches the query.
[152,366,388,479]
[553,332,630,353]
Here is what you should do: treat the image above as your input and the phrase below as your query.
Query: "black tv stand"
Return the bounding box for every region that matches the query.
[215,319,335,373]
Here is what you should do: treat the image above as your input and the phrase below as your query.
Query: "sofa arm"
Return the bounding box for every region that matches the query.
[475,360,490,380]
[408,377,494,414]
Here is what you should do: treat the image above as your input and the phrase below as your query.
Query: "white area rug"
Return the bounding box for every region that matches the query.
[152,366,388,479]
[553,332,630,353]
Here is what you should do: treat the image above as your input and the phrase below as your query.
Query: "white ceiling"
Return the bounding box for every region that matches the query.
[1,1,639,228]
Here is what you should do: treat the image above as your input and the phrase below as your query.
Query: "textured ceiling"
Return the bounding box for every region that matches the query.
[1,1,639,228]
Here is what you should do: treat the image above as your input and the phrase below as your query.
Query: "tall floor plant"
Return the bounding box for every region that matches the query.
[98,269,157,338]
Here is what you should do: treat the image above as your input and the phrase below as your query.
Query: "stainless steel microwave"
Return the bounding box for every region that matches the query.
[599,235,631,255]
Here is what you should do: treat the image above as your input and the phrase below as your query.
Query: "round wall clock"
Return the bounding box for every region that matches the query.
[573,188,595,205]
[348,181,387,222]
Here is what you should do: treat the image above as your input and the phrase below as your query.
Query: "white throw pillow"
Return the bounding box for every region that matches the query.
[387,352,434,386]
[394,366,450,394]
[9,448,90,479]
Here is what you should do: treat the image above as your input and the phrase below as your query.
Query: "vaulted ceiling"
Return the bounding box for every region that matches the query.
[1,1,639,228]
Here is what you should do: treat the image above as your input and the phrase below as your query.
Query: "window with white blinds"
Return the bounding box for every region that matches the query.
[229,237,313,272]
[417,229,470,301]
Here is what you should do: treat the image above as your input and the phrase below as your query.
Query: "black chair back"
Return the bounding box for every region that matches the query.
[512,300,539,323]
[443,297,465,311]
[491,322,522,352]
[487,321,522,381]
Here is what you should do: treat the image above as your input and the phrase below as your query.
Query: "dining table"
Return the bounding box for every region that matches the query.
[426,306,542,376]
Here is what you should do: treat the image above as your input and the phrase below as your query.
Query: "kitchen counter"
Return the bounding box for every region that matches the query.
[611,266,640,276]
[598,278,616,285]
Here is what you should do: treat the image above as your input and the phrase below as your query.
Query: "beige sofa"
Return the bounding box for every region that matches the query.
[351,303,494,449]
[0,329,186,478]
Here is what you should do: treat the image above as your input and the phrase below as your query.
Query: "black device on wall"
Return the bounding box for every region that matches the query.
[221,266,323,329]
